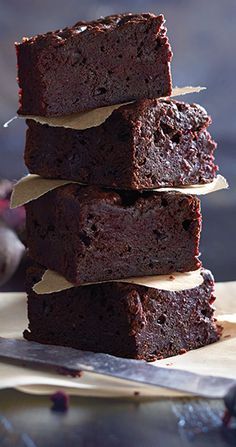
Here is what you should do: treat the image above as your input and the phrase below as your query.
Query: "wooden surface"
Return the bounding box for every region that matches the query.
[0,390,235,446]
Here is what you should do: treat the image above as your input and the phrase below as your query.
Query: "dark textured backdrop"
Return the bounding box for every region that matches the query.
[0,0,235,280]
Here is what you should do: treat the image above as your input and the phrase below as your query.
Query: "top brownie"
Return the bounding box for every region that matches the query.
[16,13,172,116]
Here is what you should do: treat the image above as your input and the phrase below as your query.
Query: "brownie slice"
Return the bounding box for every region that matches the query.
[25,185,201,284]
[25,99,217,189]
[16,13,172,117]
[24,265,220,360]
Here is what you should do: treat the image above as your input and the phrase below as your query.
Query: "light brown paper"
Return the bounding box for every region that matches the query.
[153,175,228,194]
[33,268,204,294]
[10,174,78,208]
[19,86,206,130]
[23,102,132,130]
[10,174,228,209]
[0,281,235,397]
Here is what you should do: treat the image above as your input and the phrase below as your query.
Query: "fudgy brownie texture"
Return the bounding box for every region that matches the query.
[24,265,220,360]
[16,13,172,116]
[25,99,217,189]
[25,185,201,284]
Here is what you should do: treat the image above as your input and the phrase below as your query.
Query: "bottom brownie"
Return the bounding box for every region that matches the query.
[24,265,220,361]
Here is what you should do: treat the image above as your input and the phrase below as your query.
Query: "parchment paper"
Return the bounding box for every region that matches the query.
[10,174,228,209]
[19,86,206,131]
[33,269,204,294]
[0,282,235,398]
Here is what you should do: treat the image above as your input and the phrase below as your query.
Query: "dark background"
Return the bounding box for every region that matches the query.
[0,0,235,281]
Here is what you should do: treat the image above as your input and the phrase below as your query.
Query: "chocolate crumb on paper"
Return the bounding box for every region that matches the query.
[56,367,82,378]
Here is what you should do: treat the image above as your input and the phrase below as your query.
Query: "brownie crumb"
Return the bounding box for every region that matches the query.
[56,367,82,378]
[179,348,187,355]
[223,385,236,426]
[50,391,69,412]
[222,410,232,427]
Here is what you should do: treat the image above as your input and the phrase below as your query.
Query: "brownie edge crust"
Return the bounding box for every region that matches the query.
[24,265,220,361]
[16,13,172,116]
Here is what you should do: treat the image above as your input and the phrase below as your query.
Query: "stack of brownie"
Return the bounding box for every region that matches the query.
[16,13,220,360]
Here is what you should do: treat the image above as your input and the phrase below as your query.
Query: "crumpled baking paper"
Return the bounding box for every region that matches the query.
[10,174,228,209]
[33,268,204,294]
[0,281,235,398]
[18,86,206,130]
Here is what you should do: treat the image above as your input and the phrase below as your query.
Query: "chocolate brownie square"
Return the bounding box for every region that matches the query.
[24,265,220,360]
[25,185,201,284]
[16,13,172,117]
[25,99,217,189]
